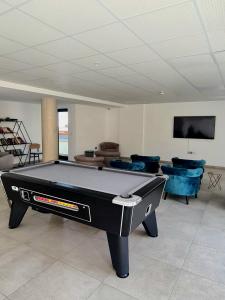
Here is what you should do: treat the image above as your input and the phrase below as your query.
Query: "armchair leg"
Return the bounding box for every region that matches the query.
[195,194,197,198]
[186,196,189,205]
[164,192,168,200]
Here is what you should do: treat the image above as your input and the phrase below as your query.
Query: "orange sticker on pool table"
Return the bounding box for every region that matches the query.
[33,195,79,211]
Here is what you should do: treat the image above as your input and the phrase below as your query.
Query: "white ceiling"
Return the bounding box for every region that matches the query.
[0,0,224,104]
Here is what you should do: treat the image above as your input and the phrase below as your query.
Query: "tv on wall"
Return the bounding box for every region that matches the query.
[173,116,216,139]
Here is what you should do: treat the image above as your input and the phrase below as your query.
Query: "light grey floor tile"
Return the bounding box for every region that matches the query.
[94,218,197,253]
[0,292,6,300]
[201,209,225,230]
[165,191,209,211]
[0,245,55,295]
[65,219,99,236]
[93,227,148,250]
[156,199,171,214]
[207,193,225,213]
[201,188,219,200]
[193,225,225,251]
[88,284,137,300]
[0,170,225,299]
[156,216,198,242]
[0,207,36,231]
[105,254,179,300]
[183,244,225,284]
[0,234,20,257]
[36,211,68,223]
[170,270,225,300]
[132,234,191,268]
[8,261,100,300]
[62,237,113,281]
[207,194,225,210]
[160,204,204,225]
[28,226,93,259]
[0,184,8,205]
[0,210,10,230]
[0,199,9,212]
[1,213,59,243]
[92,229,106,241]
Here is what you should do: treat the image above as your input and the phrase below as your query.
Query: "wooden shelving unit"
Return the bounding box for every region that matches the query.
[0,118,32,166]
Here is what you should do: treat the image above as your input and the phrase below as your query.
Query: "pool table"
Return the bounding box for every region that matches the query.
[1,161,166,278]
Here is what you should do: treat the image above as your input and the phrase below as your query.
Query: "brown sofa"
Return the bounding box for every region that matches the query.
[95,142,120,166]
[74,155,104,167]
[95,142,120,157]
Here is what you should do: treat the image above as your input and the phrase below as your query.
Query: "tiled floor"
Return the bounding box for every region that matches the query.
[0,169,225,300]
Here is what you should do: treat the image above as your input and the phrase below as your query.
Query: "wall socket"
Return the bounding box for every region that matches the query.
[187,151,194,154]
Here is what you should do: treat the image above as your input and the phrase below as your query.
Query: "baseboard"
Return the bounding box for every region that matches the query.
[160,160,225,170]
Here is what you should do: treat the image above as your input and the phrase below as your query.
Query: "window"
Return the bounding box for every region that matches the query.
[58,108,68,160]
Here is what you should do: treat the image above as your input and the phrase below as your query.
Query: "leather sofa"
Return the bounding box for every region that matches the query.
[0,152,14,170]
[95,142,120,157]
[95,142,120,166]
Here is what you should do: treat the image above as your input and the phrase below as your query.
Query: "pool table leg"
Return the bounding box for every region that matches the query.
[106,232,129,278]
[142,211,158,237]
[9,200,28,229]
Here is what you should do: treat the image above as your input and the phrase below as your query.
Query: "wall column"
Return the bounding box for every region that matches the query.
[41,96,58,162]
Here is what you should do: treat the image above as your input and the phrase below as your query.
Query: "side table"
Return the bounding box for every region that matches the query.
[208,172,222,190]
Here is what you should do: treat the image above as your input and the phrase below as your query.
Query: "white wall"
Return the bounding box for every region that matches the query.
[0,100,42,145]
[74,104,107,155]
[144,101,225,167]
[107,101,225,167]
[0,100,113,162]
[2,99,224,167]
[118,105,145,157]
[105,108,119,143]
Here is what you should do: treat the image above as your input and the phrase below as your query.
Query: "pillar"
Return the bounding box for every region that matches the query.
[41,96,58,162]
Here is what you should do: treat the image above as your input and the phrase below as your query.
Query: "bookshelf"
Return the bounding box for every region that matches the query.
[0,118,32,166]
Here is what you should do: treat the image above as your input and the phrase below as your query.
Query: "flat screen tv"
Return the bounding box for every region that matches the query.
[173,116,216,139]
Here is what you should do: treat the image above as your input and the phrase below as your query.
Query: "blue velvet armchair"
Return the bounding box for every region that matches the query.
[110,160,145,171]
[172,157,206,170]
[161,165,203,205]
[130,155,160,173]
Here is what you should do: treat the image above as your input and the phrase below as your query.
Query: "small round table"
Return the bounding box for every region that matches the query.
[74,155,104,167]
[208,172,222,190]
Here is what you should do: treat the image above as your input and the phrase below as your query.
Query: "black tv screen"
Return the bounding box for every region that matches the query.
[173,116,215,139]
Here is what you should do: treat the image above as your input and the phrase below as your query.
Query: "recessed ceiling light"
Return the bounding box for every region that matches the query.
[159,91,165,95]
[94,62,100,67]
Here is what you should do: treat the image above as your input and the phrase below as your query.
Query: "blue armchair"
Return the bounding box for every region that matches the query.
[161,165,203,205]
[131,155,160,173]
[172,157,206,170]
[110,160,145,171]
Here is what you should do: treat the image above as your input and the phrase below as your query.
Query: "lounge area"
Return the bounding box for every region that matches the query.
[0,1,225,299]
[1,170,225,299]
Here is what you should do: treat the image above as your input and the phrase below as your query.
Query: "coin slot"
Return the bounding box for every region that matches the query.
[21,190,30,201]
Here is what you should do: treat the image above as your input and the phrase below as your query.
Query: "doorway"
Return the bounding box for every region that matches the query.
[58,108,69,160]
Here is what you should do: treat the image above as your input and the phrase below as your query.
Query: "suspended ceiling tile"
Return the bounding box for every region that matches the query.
[107,45,160,64]
[75,23,142,53]
[0,10,63,46]
[101,0,186,19]
[20,0,116,34]
[36,37,98,60]
[125,2,203,44]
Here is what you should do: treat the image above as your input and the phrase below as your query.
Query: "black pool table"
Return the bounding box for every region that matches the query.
[1,161,166,278]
